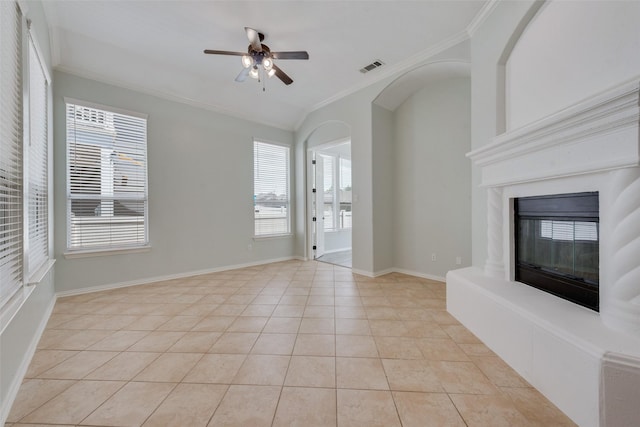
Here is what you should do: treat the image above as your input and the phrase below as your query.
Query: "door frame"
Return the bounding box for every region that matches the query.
[307,137,351,261]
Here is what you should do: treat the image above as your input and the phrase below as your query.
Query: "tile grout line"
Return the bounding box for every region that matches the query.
[333,266,339,426]
[268,275,295,427]
[10,260,572,426]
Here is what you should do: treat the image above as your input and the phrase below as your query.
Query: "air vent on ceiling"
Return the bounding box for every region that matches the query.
[359,59,385,74]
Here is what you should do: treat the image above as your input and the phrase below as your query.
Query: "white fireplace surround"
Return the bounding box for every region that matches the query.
[447,78,640,427]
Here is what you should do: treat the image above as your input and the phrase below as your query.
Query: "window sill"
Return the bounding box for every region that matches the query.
[253,234,293,241]
[1,258,56,334]
[28,259,56,285]
[64,245,151,259]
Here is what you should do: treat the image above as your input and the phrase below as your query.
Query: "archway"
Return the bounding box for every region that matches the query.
[305,121,352,267]
[370,59,472,278]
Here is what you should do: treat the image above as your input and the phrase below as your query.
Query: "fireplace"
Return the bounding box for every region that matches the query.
[448,80,640,427]
[514,192,599,311]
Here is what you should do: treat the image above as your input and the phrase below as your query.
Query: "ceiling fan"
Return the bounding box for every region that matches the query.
[204,27,309,86]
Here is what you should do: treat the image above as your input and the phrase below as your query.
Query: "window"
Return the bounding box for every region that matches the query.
[27,32,50,276]
[0,1,24,307]
[322,154,334,231]
[254,140,290,236]
[66,101,148,252]
[338,157,352,229]
[540,220,598,242]
[0,2,53,316]
[319,153,351,231]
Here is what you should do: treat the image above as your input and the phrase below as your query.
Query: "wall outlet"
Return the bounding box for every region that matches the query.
[431,253,437,262]
[247,243,253,251]
[456,256,462,265]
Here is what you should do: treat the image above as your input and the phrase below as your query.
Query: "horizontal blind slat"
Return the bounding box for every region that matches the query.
[28,35,50,274]
[66,102,148,251]
[0,0,24,307]
[254,141,290,236]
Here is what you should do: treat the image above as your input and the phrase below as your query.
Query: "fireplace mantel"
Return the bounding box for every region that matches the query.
[468,78,639,187]
[448,78,640,426]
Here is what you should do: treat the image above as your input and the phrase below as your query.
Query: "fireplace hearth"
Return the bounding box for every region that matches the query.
[514,192,599,311]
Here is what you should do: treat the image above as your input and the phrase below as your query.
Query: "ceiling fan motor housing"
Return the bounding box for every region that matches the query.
[249,44,271,64]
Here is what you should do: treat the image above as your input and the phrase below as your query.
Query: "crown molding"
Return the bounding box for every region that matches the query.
[294,30,470,131]
[466,0,501,38]
[54,65,295,132]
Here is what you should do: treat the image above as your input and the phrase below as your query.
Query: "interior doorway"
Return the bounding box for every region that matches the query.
[309,139,352,268]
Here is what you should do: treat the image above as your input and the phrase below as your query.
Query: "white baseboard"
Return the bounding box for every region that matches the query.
[350,268,375,277]
[56,256,301,298]
[372,268,396,277]
[351,267,445,282]
[1,296,56,426]
[392,268,446,283]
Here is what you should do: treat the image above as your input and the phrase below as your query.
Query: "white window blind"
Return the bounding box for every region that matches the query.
[540,220,598,242]
[27,34,49,275]
[0,0,24,306]
[66,101,148,251]
[254,141,290,236]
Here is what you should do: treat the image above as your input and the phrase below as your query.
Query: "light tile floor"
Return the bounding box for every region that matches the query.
[317,250,352,269]
[6,260,576,427]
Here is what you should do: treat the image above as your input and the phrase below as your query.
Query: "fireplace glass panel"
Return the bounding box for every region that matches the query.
[514,192,599,311]
[517,219,599,285]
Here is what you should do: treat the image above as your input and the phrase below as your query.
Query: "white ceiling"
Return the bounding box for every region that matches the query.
[43,1,489,130]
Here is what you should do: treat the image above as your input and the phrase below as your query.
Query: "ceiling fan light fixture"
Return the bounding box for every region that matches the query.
[263,57,273,71]
[267,68,276,78]
[241,55,254,68]
[249,66,260,79]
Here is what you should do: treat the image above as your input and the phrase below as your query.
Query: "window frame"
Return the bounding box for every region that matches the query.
[64,97,150,256]
[253,139,291,238]
[25,24,52,280]
[318,152,351,232]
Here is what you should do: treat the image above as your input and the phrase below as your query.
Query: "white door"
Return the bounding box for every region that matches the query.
[314,154,325,258]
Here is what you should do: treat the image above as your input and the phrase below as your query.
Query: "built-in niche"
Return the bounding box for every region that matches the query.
[514,192,599,311]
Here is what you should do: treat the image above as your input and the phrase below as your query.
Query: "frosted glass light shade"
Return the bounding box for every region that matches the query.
[241,55,254,68]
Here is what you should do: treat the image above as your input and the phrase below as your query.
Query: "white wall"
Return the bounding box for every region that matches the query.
[296,41,472,277]
[507,1,640,130]
[372,104,395,273]
[470,0,540,269]
[392,77,471,279]
[1,0,56,422]
[324,230,351,253]
[306,122,350,150]
[53,72,295,293]
[296,81,389,274]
